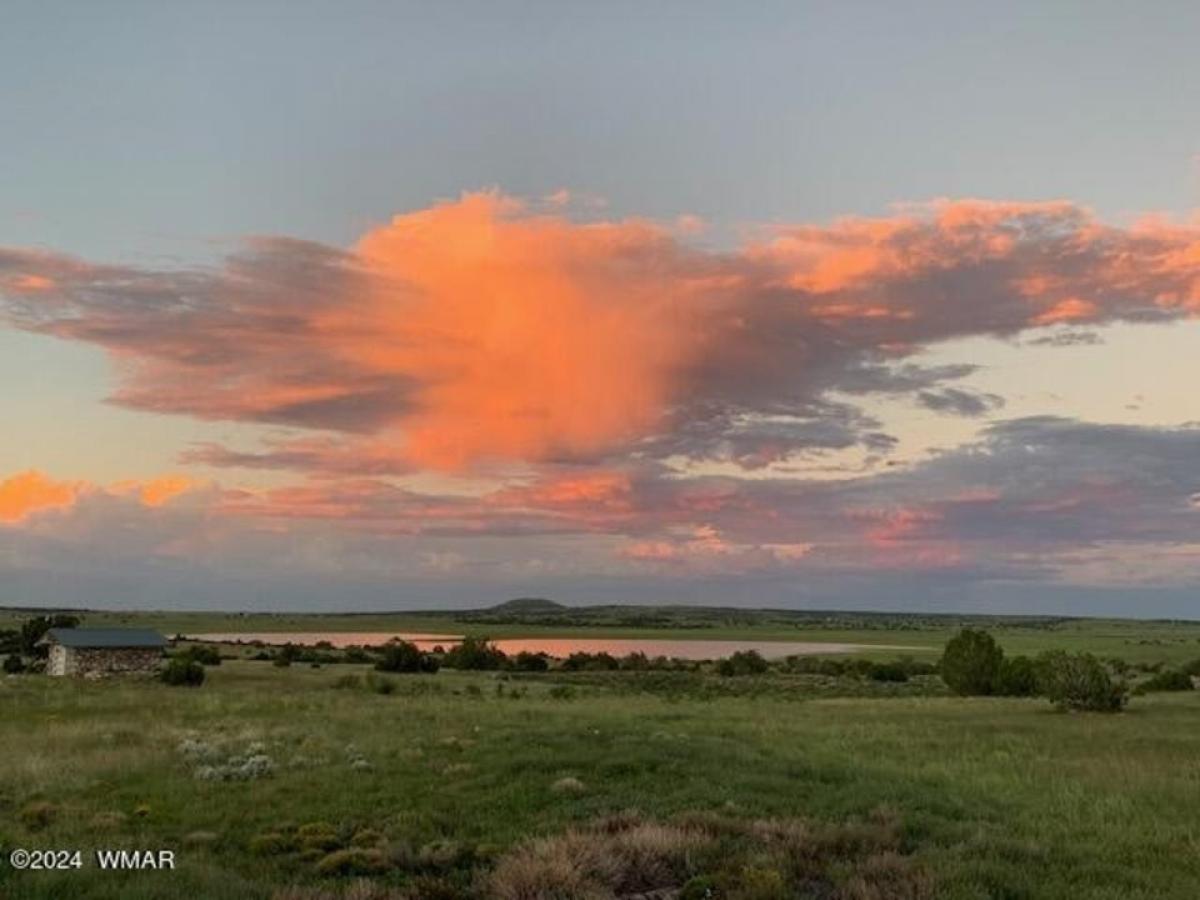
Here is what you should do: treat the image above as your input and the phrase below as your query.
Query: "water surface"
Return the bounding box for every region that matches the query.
[187,632,921,660]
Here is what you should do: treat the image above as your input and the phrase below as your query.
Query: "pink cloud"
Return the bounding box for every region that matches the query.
[4,195,1198,478]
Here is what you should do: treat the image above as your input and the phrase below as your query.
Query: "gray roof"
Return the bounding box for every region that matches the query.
[40,628,167,649]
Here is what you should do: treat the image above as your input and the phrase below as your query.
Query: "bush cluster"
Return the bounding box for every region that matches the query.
[938,629,1128,711]
[782,655,936,680]
[511,651,550,672]
[442,636,508,670]
[715,650,770,677]
[180,737,275,781]
[176,644,221,666]
[562,651,621,672]
[375,640,440,674]
[1133,668,1194,695]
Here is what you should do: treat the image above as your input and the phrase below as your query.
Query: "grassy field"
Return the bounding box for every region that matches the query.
[2,657,1200,899]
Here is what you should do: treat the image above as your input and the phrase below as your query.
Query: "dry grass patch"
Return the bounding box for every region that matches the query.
[486,809,932,900]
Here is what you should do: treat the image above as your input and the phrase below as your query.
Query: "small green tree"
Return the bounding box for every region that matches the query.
[161,657,205,687]
[1036,651,1126,712]
[376,640,439,673]
[867,661,909,683]
[940,629,1003,695]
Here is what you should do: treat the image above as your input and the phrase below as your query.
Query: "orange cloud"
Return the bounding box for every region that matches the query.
[0,470,202,525]
[4,195,1200,477]
[499,470,633,510]
[1032,297,1098,326]
[342,192,706,469]
[0,470,81,523]
[109,474,201,507]
[6,273,55,293]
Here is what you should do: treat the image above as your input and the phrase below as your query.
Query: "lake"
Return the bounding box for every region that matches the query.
[186,632,922,660]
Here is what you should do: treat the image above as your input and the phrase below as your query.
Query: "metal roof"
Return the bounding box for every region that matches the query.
[40,628,168,649]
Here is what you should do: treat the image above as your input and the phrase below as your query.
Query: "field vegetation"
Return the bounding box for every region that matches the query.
[2,609,1200,898]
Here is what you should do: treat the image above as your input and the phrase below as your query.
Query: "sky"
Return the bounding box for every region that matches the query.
[2,1,1200,616]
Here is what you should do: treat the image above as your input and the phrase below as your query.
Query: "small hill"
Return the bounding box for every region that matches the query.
[483,598,566,616]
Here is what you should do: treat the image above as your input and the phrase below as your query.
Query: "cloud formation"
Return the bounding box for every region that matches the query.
[0,470,81,523]
[6,417,1199,586]
[4,194,1198,475]
[0,469,201,524]
[3,194,1200,612]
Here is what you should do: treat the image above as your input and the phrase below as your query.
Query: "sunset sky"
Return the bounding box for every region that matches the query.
[3,2,1200,615]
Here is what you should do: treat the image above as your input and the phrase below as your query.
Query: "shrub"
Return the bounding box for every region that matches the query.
[995,655,1039,697]
[3,654,25,674]
[179,645,222,666]
[896,656,938,677]
[1181,657,1200,678]
[562,651,620,671]
[715,650,770,677]
[1036,651,1127,712]
[788,656,854,677]
[1135,668,1194,694]
[364,672,397,695]
[443,636,507,670]
[867,662,909,683]
[375,640,439,674]
[1105,657,1132,677]
[512,651,550,672]
[272,642,307,667]
[161,657,205,687]
[940,629,1003,696]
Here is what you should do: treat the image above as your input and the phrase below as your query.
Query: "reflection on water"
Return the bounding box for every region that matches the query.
[187,632,918,660]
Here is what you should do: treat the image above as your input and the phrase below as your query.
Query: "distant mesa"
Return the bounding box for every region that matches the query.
[483,598,566,615]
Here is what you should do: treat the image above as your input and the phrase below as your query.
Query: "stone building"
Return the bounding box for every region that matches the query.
[40,628,167,677]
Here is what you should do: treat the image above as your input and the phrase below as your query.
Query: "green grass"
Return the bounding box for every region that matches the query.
[2,661,1199,899]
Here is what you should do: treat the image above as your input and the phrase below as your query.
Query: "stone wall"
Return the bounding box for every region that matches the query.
[48,644,69,677]
[56,647,163,678]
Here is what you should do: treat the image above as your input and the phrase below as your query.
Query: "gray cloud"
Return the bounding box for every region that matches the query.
[916,387,1005,417]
